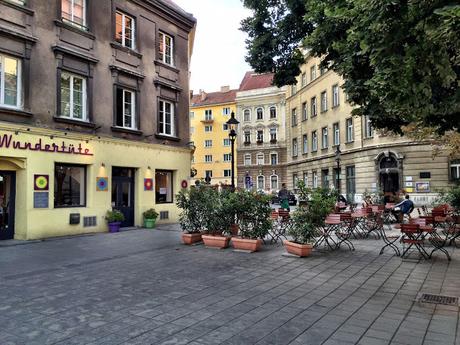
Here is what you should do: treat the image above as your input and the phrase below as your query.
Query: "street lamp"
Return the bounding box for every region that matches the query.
[226,111,239,191]
[335,145,342,197]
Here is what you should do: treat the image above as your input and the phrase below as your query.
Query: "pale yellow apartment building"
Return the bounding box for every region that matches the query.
[286,53,457,205]
[190,87,237,186]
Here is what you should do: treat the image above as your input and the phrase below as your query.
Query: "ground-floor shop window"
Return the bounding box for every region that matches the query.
[54,164,86,207]
[155,170,173,204]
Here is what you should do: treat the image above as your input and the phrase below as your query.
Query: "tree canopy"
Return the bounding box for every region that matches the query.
[241,0,460,135]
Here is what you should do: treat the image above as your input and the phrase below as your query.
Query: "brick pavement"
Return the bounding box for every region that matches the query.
[0,226,459,345]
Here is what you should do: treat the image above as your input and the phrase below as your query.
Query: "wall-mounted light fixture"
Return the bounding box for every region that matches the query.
[101,163,105,168]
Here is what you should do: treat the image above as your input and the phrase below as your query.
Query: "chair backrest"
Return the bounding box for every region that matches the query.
[400,223,420,233]
[326,213,341,222]
[339,212,352,221]
[270,210,279,220]
[410,218,427,226]
[278,209,290,219]
[421,215,434,224]
[432,210,446,218]
[371,205,385,213]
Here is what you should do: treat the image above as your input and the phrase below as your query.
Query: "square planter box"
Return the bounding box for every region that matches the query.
[232,237,262,252]
[283,240,313,257]
[202,235,231,249]
[182,233,202,245]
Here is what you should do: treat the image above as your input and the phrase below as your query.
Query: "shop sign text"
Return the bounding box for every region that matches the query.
[0,134,93,156]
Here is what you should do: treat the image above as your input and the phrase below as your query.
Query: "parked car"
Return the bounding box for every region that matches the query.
[271,191,297,206]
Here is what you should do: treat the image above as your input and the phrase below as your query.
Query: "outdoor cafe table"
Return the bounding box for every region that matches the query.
[314,214,340,250]
[400,224,431,259]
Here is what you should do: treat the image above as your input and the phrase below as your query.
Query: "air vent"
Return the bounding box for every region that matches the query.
[418,293,459,306]
[159,211,169,220]
[83,216,97,227]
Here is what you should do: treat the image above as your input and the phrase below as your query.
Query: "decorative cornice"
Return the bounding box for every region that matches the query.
[0,24,38,43]
[153,79,183,92]
[52,45,99,63]
[109,65,145,79]
[54,20,95,40]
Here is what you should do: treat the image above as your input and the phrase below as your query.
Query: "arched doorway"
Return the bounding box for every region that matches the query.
[375,151,403,194]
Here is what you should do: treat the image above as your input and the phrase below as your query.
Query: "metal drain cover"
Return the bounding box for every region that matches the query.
[418,293,459,306]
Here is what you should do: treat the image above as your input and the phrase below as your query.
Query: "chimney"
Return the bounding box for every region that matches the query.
[200,89,207,101]
[220,85,230,92]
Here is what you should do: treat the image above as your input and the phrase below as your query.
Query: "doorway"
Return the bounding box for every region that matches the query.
[378,153,401,193]
[112,167,135,227]
[0,171,16,240]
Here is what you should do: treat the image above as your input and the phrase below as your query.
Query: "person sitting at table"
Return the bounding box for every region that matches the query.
[392,194,414,222]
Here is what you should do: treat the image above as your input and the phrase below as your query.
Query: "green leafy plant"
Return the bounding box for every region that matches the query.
[105,209,124,223]
[288,184,336,244]
[143,208,159,220]
[176,186,211,234]
[236,190,272,239]
[433,186,460,214]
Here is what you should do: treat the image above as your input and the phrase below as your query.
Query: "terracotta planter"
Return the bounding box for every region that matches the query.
[232,237,262,252]
[181,233,202,245]
[284,240,313,257]
[230,224,239,236]
[202,234,231,249]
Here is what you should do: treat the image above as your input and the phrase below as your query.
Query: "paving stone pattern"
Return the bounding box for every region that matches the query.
[0,226,459,345]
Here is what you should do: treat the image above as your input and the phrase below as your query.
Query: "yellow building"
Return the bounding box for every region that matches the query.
[190,87,237,185]
[0,124,192,240]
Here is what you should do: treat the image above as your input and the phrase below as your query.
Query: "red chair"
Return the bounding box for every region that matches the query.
[400,223,429,259]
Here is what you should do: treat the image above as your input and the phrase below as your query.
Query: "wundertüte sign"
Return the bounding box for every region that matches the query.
[0,133,93,156]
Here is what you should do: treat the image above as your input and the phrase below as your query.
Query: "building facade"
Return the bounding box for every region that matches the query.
[190,87,237,186]
[235,72,287,193]
[0,0,196,240]
[286,53,457,204]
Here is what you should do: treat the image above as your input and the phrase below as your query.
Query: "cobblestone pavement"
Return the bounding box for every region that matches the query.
[0,226,459,345]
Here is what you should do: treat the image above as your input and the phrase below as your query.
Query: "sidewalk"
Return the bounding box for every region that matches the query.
[0,225,459,345]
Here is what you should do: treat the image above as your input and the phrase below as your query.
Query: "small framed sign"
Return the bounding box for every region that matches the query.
[415,182,430,193]
[420,172,431,179]
[33,192,49,208]
[144,178,153,191]
[34,174,49,191]
[96,177,108,191]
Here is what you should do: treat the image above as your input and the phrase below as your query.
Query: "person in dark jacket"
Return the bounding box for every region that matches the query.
[392,194,414,221]
[278,183,290,211]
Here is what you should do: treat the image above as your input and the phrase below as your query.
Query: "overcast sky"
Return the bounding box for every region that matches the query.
[172,0,252,94]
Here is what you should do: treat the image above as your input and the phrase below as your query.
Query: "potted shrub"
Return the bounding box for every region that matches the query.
[434,186,460,222]
[106,209,124,233]
[225,190,246,236]
[143,208,159,229]
[232,190,272,252]
[284,186,336,257]
[201,187,233,249]
[176,187,208,245]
